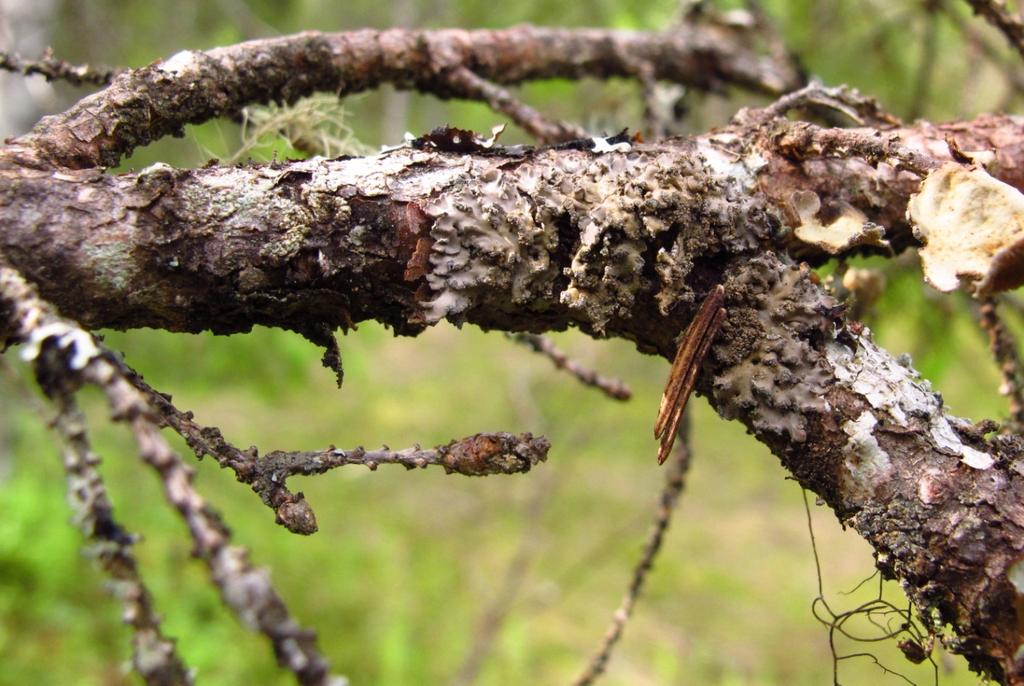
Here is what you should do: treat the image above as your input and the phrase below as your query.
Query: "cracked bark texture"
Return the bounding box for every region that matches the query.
[3,25,803,170]
[3,24,1024,684]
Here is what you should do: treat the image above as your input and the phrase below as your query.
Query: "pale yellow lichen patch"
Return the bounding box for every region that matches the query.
[909,162,1024,295]
[789,190,888,254]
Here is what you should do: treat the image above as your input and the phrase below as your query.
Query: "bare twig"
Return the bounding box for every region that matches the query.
[940,0,1024,101]
[509,333,632,401]
[46,376,192,685]
[450,473,553,686]
[442,65,586,143]
[655,285,725,465]
[0,48,118,86]
[759,80,902,128]
[0,266,343,686]
[909,1,941,119]
[573,415,692,686]
[976,297,1024,432]
[964,0,1024,61]
[124,368,548,535]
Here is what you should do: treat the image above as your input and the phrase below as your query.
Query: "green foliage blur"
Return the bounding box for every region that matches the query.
[0,1,1019,684]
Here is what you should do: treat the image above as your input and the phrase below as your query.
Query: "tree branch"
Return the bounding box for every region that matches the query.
[964,0,1024,60]
[6,24,1024,681]
[0,48,119,87]
[0,267,344,686]
[46,381,192,685]
[508,333,632,400]
[976,297,1024,432]
[574,416,692,686]
[3,25,803,170]
[126,367,547,535]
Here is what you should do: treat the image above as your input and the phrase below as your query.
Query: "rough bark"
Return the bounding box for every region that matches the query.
[3,25,803,170]
[3,24,1024,684]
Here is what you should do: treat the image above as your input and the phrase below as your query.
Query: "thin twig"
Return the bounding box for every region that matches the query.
[940,0,1024,99]
[760,80,902,128]
[655,285,725,464]
[573,415,692,686]
[964,0,1024,61]
[0,48,118,86]
[509,333,632,401]
[0,266,344,686]
[450,472,553,686]
[443,65,587,143]
[124,368,548,535]
[976,297,1024,432]
[742,0,807,89]
[909,1,941,119]
[45,372,192,685]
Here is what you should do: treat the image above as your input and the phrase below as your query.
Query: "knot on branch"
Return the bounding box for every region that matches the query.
[275,496,318,536]
[440,432,550,476]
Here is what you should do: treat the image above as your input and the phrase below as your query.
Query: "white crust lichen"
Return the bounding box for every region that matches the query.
[909,162,1024,295]
[590,136,631,154]
[157,50,200,76]
[827,330,994,470]
[20,322,100,370]
[842,411,893,491]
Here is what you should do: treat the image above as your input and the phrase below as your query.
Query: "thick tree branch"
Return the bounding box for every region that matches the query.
[3,25,803,170]
[3,114,1020,338]
[6,107,1024,679]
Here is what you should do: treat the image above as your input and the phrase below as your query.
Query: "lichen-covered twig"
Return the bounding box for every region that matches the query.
[655,285,725,465]
[509,333,631,401]
[0,48,118,86]
[976,297,1024,432]
[963,0,1024,61]
[573,416,692,686]
[0,266,343,686]
[42,370,192,685]
[124,368,547,535]
[255,434,549,534]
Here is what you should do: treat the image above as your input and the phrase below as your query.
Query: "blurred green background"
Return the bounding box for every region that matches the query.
[0,0,1020,684]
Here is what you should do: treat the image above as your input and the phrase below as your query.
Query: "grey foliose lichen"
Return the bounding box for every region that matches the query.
[422,160,558,323]
[420,143,775,330]
[711,256,834,442]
